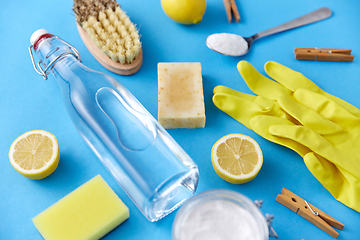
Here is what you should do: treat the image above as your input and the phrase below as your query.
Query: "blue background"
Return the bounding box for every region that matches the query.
[1,0,360,239]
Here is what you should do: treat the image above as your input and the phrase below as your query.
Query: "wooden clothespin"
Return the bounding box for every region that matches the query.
[223,0,240,23]
[276,188,344,238]
[295,48,354,62]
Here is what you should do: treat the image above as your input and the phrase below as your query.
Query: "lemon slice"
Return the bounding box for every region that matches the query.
[211,134,263,184]
[9,130,60,180]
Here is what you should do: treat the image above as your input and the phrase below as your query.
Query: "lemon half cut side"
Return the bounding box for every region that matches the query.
[211,134,263,184]
[9,130,60,180]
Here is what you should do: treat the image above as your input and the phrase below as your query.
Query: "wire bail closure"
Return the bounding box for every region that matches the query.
[255,199,278,238]
[28,36,82,80]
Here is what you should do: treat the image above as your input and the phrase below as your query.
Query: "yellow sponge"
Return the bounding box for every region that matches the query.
[32,175,129,240]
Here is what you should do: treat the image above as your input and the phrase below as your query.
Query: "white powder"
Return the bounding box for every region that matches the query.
[206,33,249,56]
[178,200,261,240]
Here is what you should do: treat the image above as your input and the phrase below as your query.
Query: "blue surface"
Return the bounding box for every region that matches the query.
[1,0,360,239]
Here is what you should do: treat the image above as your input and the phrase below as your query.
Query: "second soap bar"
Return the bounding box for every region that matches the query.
[158,62,206,129]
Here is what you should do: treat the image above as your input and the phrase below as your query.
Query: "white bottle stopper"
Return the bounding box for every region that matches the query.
[30,29,49,45]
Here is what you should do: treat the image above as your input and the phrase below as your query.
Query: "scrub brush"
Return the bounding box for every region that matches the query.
[73,0,142,75]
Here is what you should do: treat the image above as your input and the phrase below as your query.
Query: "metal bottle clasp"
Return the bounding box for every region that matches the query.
[255,200,278,238]
[28,36,82,80]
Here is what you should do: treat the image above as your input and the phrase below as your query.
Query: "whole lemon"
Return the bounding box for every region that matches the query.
[161,0,206,25]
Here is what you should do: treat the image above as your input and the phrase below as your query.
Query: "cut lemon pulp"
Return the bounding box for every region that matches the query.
[9,130,60,180]
[211,134,263,184]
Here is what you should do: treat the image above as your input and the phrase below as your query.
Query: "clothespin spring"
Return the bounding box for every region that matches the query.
[304,200,319,216]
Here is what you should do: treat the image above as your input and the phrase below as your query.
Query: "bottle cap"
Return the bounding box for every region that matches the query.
[30,29,49,45]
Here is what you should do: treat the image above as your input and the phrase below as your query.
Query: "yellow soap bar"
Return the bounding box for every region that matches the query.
[158,62,206,129]
[32,175,129,240]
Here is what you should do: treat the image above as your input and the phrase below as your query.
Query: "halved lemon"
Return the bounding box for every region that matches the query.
[9,130,60,180]
[211,134,263,184]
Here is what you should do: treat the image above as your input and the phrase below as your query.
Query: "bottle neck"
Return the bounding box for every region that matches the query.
[34,35,81,79]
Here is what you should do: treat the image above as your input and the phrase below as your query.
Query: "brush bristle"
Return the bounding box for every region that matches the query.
[73,0,141,64]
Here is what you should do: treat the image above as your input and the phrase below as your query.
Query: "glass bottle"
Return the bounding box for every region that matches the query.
[29,29,199,222]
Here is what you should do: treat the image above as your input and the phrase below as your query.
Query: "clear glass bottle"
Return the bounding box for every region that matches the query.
[29,29,199,222]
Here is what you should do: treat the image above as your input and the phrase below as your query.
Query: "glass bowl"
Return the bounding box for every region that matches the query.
[172,189,269,240]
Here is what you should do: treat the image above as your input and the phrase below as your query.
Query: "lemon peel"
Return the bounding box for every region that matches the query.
[161,0,206,25]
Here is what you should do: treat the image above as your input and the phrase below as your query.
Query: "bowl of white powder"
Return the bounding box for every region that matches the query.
[172,189,269,240]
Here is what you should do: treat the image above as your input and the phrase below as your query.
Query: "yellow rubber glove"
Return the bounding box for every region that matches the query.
[213,61,360,212]
[213,85,310,157]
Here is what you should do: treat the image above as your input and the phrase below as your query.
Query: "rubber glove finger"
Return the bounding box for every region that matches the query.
[264,61,320,92]
[237,61,292,101]
[250,115,310,157]
[214,85,257,102]
[213,93,265,129]
[213,85,290,118]
[294,88,360,128]
[321,91,360,119]
[278,94,342,135]
[304,153,360,213]
[269,124,358,178]
[265,61,360,118]
[268,124,336,161]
